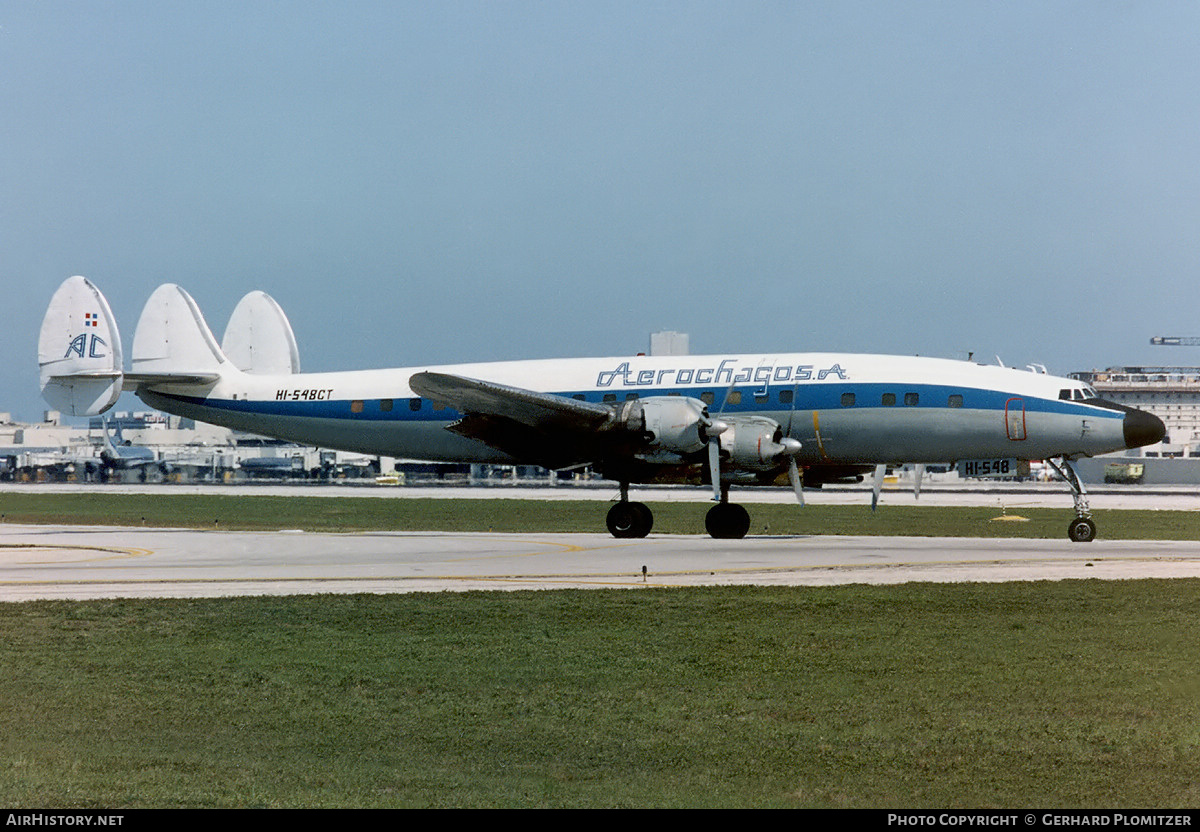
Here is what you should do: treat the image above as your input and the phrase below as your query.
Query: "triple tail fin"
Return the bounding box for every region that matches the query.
[130,283,229,380]
[221,290,301,375]
[38,278,231,417]
[38,276,124,416]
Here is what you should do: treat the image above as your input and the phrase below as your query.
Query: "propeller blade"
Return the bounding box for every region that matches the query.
[784,381,799,437]
[717,376,739,418]
[913,463,925,501]
[871,464,886,512]
[787,457,804,506]
[708,438,722,501]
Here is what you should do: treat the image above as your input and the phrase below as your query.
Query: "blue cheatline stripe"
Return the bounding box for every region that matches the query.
[151,382,1123,424]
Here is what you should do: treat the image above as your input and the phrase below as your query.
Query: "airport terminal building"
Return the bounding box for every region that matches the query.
[1069,366,1200,458]
[1069,366,1200,484]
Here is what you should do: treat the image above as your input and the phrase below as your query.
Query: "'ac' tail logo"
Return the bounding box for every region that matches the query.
[65,334,108,359]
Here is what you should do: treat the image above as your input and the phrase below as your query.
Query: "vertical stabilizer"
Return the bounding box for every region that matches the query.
[38,276,124,416]
[131,284,229,376]
[221,290,301,374]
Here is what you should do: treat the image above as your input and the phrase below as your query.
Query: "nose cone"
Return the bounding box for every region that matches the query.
[1124,408,1166,449]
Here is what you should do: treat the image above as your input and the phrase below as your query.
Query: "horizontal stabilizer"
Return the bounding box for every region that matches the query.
[132,284,229,380]
[123,372,222,388]
[222,290,301,375]
[38,276,124,416]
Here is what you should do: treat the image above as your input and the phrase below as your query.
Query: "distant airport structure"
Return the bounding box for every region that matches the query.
[0,409,395,484]
[649,331,689,356]
[1068,367,1198,458]
[1068,365,1200,484]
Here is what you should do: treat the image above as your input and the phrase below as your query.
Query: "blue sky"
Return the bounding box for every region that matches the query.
[4,2,1200,421]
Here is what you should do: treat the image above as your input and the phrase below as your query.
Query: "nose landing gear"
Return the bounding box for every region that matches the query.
[1047,457,1096,543]
[1067,516,1097,543]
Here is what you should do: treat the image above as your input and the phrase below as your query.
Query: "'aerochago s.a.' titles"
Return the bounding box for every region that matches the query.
[595,359,849,389]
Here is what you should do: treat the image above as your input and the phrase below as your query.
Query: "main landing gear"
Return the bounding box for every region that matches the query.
[705,486,751,539]
[606,483,653,538]
[605,483,753,540]
[1047,456,1097,543]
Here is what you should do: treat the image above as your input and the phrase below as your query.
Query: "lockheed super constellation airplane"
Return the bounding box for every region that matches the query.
[38,276,1164,541]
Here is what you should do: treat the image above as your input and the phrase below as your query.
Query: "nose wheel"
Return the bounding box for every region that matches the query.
[1048,457,1096,543]
[1067,517,1097,543]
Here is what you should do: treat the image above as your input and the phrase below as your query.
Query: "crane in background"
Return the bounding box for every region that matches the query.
[1151,337,1200,346]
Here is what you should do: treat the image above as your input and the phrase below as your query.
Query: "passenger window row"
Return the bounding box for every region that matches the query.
[355,391,968,413]
[841,393,965,408]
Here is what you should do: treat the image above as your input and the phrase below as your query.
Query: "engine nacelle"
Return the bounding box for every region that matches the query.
[719,415,801,472]
[612,396,714,455]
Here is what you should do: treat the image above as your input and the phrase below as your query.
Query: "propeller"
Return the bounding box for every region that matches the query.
[706,376,741,502]
[703,415,729,501]
[783,380,803,505]
[912,463,925,501]
[785,447,805,505]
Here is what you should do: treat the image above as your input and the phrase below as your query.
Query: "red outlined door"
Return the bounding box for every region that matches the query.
[1005,398,1027,441]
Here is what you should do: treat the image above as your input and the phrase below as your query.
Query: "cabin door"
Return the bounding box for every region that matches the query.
[1005,398,1027,441]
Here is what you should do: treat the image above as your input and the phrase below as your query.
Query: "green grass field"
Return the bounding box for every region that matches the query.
[1,490,1199,539]
[2,491,1199,807]
[3,583,1200,808]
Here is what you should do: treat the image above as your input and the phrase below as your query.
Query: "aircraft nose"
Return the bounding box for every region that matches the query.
[1124,407,1165,449]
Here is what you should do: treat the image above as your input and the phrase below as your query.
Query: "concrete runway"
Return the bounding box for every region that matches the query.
[5,522,1200,601]
[2,481,1198,600]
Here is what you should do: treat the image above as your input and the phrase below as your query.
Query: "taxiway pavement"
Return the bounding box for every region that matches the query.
[4,480,1198,509]
[4,523,1200,601]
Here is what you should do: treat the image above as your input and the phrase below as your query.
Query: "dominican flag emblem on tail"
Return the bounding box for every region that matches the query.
[85,312,99,327]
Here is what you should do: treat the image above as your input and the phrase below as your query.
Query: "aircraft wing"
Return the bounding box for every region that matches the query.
[408,371,616,467]
[409,372,612,428]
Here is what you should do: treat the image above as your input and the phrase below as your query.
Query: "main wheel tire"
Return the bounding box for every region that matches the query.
[705,503,751,539]
[607,501,653,538]
[1067,517,1096,543]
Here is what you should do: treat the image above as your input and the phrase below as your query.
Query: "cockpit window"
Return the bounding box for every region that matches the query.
[1059,387,1100,402]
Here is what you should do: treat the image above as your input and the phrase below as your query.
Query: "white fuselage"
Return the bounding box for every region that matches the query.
[135,352,1133,470]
